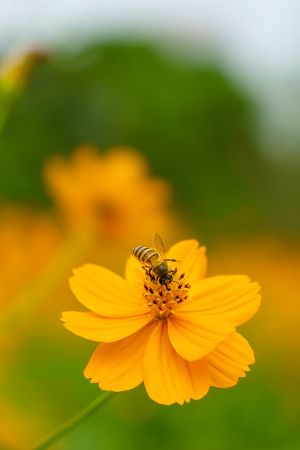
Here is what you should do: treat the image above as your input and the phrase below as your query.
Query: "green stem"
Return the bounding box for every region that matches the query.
[32,392,114,450]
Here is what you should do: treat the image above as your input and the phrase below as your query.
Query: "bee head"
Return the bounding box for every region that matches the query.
[159,273,173,285]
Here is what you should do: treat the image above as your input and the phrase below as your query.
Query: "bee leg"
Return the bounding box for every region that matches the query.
[168,268,177,276]
[165,258,180,263]
[145,266,156,283]
[150,271,156,283]
[142,266,152,281]
[168,268,179,285]
[141,265,149,274]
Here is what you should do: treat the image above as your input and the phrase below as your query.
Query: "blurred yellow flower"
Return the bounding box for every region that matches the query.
[62,239,261,405]
[44,146,175,245]
[0,207,61,309]
[0,48,47,93]
[0,401,45,450]
[209,237,300,375]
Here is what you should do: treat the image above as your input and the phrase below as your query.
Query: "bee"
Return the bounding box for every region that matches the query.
[132,233,178,285]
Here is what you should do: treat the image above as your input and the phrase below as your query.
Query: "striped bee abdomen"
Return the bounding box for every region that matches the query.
[132,246,157,264]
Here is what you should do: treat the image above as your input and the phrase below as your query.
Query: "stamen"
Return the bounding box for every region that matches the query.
[143,267,190,318]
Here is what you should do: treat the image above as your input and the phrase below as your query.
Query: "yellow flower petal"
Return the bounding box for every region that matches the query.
[143,321,211,405]
[84,322,156,391]
[125,255,145,296]
[168,313,234,361]
[181,275,261,326]
[167,240,207,284]
[70,264,147,317]
[62,311,152,342]
[207,332,255,388]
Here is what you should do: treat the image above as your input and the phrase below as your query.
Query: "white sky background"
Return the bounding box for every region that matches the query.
[1,0,300,161]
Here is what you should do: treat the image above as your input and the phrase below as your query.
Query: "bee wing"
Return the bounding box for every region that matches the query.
[152,233,166,258]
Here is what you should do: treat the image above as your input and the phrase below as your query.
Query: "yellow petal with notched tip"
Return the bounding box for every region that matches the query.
[206,332,255,387]
[181,275,261,326]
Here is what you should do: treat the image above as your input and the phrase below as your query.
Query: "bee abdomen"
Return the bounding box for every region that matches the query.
[132,246,157,263]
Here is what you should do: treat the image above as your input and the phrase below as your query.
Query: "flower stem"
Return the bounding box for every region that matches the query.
[32,392,114,450]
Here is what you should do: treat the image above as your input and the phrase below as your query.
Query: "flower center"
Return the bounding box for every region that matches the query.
[143,269,190,319]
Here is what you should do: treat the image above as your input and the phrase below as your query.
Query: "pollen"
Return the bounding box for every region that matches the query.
[143,270,190,319]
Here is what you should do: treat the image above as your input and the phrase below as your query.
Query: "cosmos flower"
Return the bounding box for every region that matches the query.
[62,239,261,405]
[44,146,175,244]
[0,207,61,309]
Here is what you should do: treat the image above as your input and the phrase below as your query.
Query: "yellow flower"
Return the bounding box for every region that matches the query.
[209,237,300,376]
[44,146,175,244]
[62,240,261,405]
[0,207,61,308]
[0,401,45,449]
